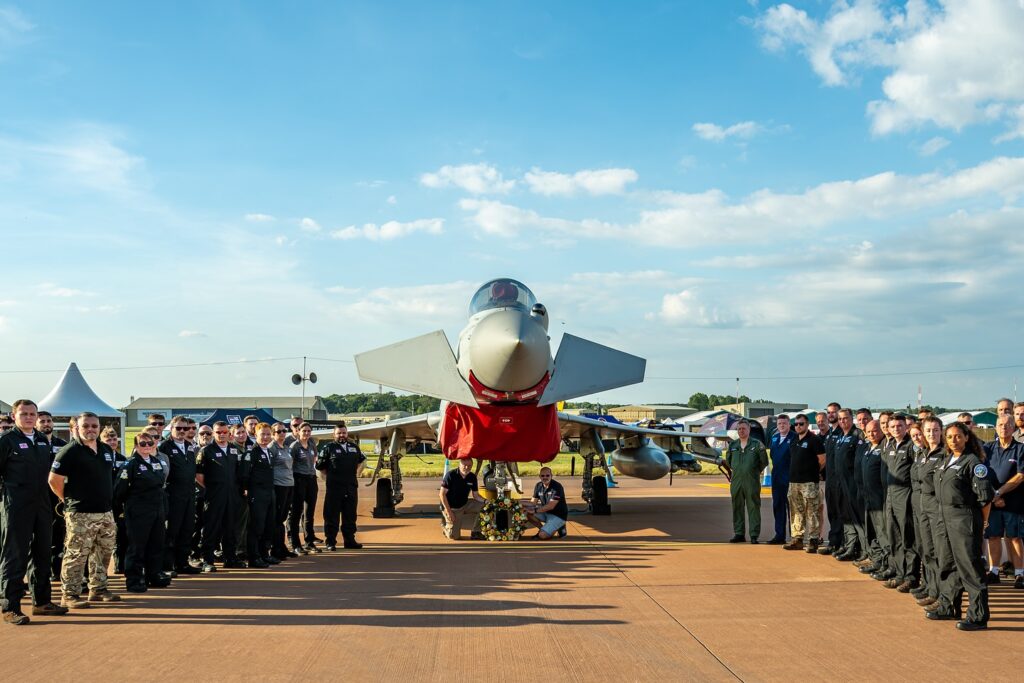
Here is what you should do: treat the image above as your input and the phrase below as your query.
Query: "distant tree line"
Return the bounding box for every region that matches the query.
[321,392,440,415]
[320,393,962,418]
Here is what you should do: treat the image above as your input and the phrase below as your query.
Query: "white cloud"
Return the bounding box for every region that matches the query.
[657,289,742,328]
[0,125,148,198]
[334,281,476,325]
[420,163,515,194]
[330,218,444,241]
[178,330,207,338]
[756,1,1024,138]
[458,198,619,240]
[523,167,638,196]
[355,179,387,188]
[692,121,765,142]
[0,6,33,51]
[918,136,949,157]
[386,194,397,205]
[299,217,321,233]
[461,156,1024,243]
[37,283,96,298]
[245,213,275,222]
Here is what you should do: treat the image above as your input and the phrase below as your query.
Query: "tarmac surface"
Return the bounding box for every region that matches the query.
[3,474,1020,681]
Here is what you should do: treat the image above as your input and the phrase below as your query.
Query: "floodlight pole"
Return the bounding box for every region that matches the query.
[291,357,317,421]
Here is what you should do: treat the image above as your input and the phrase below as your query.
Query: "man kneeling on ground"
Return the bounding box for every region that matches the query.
[526,467,568,540]
[440,458,485,540]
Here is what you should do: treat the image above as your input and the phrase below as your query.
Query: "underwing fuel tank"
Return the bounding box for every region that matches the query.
[610,441,671,480]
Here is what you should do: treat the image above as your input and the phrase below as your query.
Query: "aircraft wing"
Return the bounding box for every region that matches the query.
[557,412,726,465]
[557,412,704,440]
[354,331,479,408]
[312,412,441,443]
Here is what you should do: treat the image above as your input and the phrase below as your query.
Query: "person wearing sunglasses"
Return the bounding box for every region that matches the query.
[783,416,825,552]
[160,416,200,577]
[49,412,120,608]
[146,413,166,434]
[526,467,568,540]
[269,423,295,560]
[239,423,279,568]
[114,433,171,593]
[195,421,244,571]
[190,426,215,564]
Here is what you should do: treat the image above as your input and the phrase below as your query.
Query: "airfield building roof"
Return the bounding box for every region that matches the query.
[122,396,328,427]
[125,396,326,410]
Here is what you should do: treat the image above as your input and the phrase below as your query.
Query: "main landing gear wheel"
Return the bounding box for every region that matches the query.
[590,475,611,516]
[372,477,396,518]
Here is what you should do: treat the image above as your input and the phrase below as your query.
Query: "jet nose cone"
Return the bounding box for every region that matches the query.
[467,310,551,392]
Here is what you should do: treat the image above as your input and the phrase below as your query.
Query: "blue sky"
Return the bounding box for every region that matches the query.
[2,1,1023,410]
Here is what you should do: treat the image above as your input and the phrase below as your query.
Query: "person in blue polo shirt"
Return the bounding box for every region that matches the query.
[983,415,1024,589]
[767,414,796,544]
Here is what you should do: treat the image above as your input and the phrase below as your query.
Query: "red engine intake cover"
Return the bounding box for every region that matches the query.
[438,401,561,463]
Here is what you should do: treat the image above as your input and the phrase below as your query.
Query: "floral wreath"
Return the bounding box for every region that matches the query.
[478,496,528,541]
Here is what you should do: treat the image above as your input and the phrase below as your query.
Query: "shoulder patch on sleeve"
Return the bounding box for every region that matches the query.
[974,464,989,478]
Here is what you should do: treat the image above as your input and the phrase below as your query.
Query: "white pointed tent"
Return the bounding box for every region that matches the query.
[37,362,125,435]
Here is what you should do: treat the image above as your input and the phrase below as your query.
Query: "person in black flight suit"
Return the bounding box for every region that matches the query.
[928,421,995,631]
[114,433,171,593]
[857,421,890,577]
[820,402,843,555]
[316,422,365,551]
[241,423,278,568]
[160,417,200,576]
[37,411,68,579]
[190,425,214,564]
[882,414,919,591]
[0,400,67,625]
[833,409,865,561]
[196,421,244,572]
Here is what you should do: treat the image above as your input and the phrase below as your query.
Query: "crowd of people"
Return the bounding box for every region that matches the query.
[725,398,1024,632]
[6,393,1022,631]
[0,401,365,626]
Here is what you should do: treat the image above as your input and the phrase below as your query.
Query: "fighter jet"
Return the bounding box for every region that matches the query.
[337,277,725,515]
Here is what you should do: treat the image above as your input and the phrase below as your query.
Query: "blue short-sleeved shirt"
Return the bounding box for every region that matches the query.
[984,439,1024,513]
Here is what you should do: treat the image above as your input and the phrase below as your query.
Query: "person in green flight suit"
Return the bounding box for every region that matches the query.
[725,420,769,544]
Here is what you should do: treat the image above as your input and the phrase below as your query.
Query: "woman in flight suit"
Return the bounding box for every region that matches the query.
[929,421,994,631]
[115,434,171,593]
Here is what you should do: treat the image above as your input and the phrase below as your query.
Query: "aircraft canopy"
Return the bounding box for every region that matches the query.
[469,278,536,315]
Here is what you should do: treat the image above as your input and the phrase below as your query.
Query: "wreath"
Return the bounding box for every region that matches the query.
[478,496,528,541]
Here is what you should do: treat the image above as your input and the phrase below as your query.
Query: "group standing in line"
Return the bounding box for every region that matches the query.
[0,401,365,626]
[726,398,1024,632]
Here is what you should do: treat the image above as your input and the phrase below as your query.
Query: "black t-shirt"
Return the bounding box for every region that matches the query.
[51,441,115,513]
[533,479,568,520]
[789,432,825,484]
[441,468,477,508]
